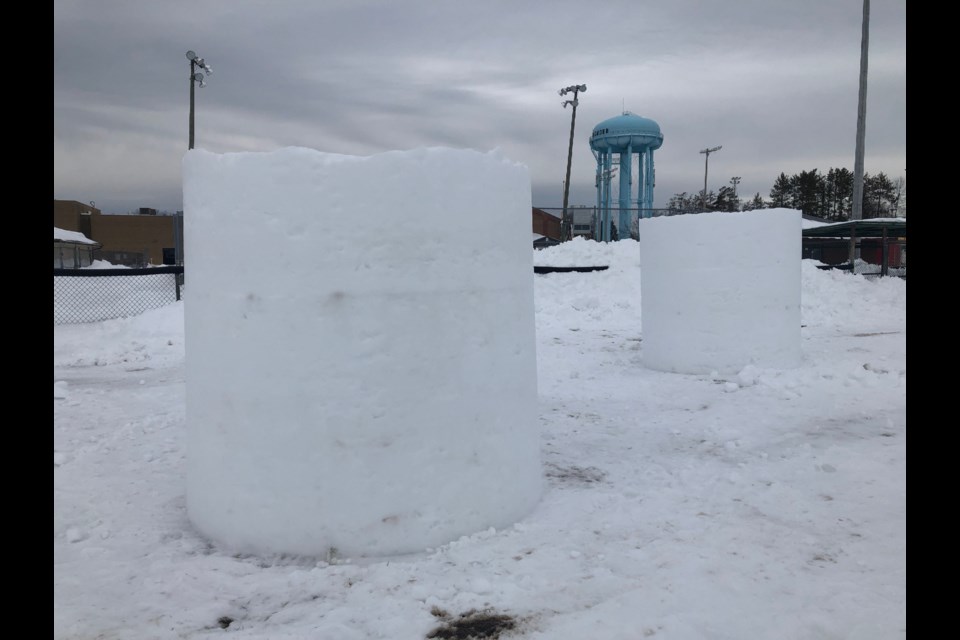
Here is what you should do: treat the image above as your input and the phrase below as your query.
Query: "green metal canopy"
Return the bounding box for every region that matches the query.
[802,219,906,239]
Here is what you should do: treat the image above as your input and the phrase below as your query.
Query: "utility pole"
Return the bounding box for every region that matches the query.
[700,146,722,211]
[559,84,587,241]
[186,50,213,150]
[851,0,869,221]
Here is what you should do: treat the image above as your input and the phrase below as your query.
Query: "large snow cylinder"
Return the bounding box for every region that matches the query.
[638,208,801,374]
[182,146,542,557]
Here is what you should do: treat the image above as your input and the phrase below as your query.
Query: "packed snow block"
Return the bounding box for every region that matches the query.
[182,146,541,557]
[638,208,801,374]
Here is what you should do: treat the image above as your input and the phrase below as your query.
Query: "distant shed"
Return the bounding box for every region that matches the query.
[54,226,101,269]
[801,218,906,276]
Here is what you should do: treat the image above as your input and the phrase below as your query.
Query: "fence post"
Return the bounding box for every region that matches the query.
[881,226,888,277]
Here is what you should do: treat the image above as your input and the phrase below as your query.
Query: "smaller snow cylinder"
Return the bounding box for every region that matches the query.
[638,208,802,374]
[182,146,542,557]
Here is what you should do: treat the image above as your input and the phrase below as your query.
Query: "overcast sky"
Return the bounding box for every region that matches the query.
[54,0,906,215]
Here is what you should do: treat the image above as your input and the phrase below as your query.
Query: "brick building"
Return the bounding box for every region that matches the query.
[53,200,183,267]
[55,199,559,265]
[532,207,561,241]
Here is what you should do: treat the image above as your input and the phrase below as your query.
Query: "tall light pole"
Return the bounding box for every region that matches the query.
[851,0,869,221]
[700,145,722,211]
[559,84,586,241]
[186,50,212,150]
[728,176,741,212]
[730,176,741,198]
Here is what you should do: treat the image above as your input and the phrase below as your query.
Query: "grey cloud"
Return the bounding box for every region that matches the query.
[54,0,906,214]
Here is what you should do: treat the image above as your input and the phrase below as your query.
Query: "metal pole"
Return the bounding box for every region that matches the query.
[560,84,586,241]
[174,211,184,266]
[562,88,579,241]
[851,0,869,220]
[729,176,741,212]
[702,155,708,209]
[881,225,888,277]
[189,58,196,150]
[848,227,858,272]
[699,146,721,211]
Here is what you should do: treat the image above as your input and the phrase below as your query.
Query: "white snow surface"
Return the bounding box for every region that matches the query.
[54,226,98,244]
[639,209,801,374]
[181,146,541,556]
[54,238,906,639]
[84,259,128,269]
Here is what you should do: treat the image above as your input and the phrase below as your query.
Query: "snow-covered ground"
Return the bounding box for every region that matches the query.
[54,239,906,639]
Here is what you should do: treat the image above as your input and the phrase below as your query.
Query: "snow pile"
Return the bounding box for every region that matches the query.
[83,259,128,269]
[532,235,644,273]
[54,226,98,244]
[639,208,802,374]
[181,146,542,557]
[53,302,185,368]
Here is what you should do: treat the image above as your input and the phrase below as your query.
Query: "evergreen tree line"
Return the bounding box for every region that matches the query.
[667,168,905,221]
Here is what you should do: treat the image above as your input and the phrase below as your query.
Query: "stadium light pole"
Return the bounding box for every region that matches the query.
[851,0,869,221]
[730,176,742,210]
[560,84,587,241]
[730,176,741,198]
[700,145,722,211]
[186,50,213,150]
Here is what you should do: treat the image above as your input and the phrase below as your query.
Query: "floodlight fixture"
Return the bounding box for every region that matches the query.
[730,176,741,198]
[187,50,212,150]
[559,84,587,96]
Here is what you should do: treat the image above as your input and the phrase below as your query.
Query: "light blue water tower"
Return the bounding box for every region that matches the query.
[590,112,664,241]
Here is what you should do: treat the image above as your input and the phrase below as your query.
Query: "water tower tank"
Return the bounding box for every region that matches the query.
[590,113,663,153]
[589,112,664,241]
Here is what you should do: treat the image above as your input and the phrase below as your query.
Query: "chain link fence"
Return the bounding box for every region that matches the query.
[54,266,184,325]
[534,207,696,240]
